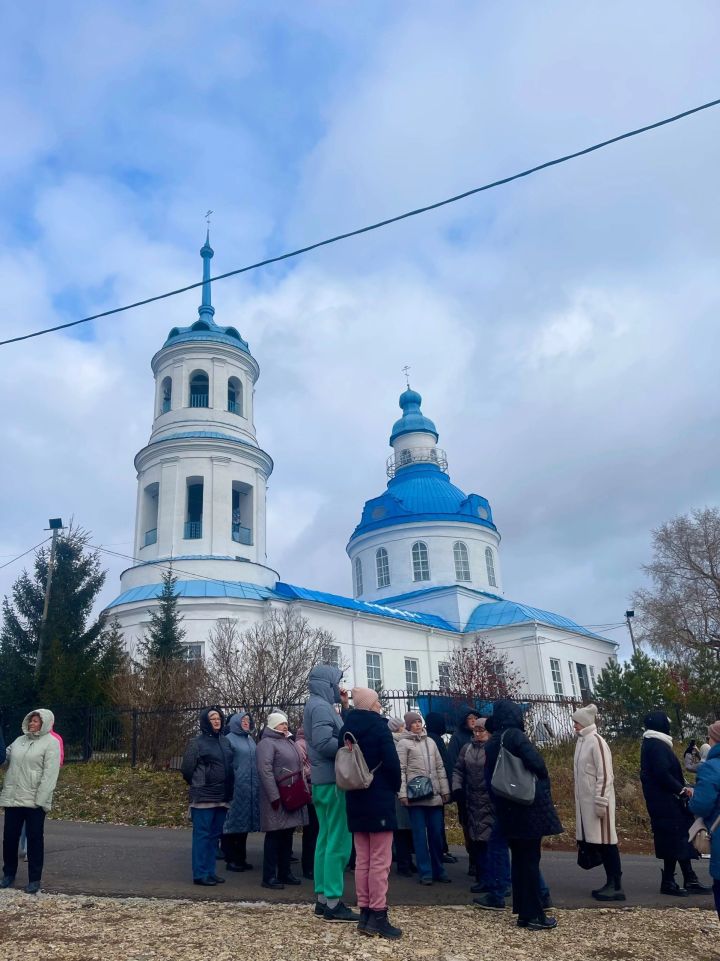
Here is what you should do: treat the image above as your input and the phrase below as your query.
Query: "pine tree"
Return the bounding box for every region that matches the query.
[0,526,119,706]
[139,567,187,661]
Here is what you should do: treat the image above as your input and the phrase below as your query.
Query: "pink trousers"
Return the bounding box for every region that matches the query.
[353,831,393,910]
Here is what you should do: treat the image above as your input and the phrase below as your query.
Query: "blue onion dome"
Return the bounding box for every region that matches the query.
[389,389,438,444]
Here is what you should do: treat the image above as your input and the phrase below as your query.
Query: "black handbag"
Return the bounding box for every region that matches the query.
[577,839,603,870]
[407,775,434,802]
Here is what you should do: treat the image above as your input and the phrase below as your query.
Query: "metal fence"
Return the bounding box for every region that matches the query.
[0,691,703,769]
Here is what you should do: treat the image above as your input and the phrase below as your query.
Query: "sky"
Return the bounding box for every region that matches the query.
[2,1,720,661]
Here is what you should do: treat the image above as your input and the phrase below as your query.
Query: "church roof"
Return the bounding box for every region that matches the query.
[390,388,438,444]
[465,598,605,639]
[161,231,251,352]
[349,463,496,541]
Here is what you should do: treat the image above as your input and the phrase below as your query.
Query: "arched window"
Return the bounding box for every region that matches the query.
[353,557,364,597]
[228,376,243,415]
[160,376,172,414]
[453,541,471,581]
[412,541,430,582]
[376,548,390,588]
[189,370,209,408]
[485,546,497,588]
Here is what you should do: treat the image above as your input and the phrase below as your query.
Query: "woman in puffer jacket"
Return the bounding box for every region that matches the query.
[0,709,61,894]
[396,711,450,885]
[452,718,494,889]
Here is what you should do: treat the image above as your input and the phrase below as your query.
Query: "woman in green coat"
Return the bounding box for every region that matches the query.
[0,709,61,894]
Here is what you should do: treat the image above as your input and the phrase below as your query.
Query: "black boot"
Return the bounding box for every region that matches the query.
[592,874,626,902]
[357,907,371,934]
[660,870,688,897]
[683,870,712,894]
[365,909,402,940]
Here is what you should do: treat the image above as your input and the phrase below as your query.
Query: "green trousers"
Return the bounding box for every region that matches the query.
[312,782,352,900]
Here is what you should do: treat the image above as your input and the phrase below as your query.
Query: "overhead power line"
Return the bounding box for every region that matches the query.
[2,95,719,350]
[0,537,51,571]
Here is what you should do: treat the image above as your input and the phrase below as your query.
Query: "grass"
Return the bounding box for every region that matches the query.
[1,739,666,851]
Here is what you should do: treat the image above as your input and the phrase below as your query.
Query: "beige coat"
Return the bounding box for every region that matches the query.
[396,731,450,807]
[573,724,617,845]
[0,709,61,812]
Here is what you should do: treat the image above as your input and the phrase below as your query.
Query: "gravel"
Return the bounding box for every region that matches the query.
[0,891,718,961]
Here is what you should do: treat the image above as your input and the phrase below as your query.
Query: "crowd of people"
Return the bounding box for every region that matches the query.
[1,678,719,940]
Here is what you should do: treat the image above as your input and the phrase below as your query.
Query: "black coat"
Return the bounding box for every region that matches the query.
[426,712,451,783]
[640,734,697,861]
[181,708,234,805]
[484,700,563,841]
[339,710,401,833]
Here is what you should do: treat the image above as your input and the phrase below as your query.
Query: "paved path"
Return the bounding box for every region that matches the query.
[4,818,715,909]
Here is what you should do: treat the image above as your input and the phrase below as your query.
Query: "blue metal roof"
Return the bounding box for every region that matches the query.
[350,463,496,541]
[465,599,605,639]
[379,585,505,605]
[389,389,438,444]
[106,579,275,608]
[274,582,458,631]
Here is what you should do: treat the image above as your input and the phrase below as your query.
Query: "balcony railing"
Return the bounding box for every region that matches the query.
[161,399,171,413]
[232,524,253,545]
[189,394,209,408]
[143,528,157,547]
[184,521,203,539]
[228,399,240,414]
[386,446,448,478]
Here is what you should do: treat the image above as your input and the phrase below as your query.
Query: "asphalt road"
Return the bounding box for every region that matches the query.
[2,818,715,909]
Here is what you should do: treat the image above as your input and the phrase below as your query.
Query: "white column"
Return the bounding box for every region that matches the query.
[212,359,226,411]
[211,456,231,555]
[157,458,179,556]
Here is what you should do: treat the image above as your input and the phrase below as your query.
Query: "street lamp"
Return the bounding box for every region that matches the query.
[625,609,637,655]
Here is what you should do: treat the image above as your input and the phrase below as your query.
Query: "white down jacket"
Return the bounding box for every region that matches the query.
[0,709,61,812]
[573,723,618,845]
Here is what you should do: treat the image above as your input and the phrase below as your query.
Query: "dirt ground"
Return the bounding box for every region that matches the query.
[0,891,718,961]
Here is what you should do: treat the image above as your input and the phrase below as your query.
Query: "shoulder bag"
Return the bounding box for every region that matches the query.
[277,768,312,812]
[689,812,720,856]
[490,730,537,806]
[407,738,435,802]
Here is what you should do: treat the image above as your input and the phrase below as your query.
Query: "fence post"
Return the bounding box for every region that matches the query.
[83,707,93,761]
[131,709,138,768]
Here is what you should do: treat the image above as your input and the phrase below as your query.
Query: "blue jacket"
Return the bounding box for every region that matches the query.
[223,712,261,834]
[303,665,344,785]
[689,743,720,881]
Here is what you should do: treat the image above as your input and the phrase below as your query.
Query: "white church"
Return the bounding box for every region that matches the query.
[106,235,617,698]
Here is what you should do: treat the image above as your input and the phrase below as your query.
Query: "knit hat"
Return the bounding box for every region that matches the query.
[387,716,405,733]
[708,720,720,743]
[473,717,488,731]
[572,704,598,729]
[266,711,288,731]
[404,711,423,730]
[352,686,380,711]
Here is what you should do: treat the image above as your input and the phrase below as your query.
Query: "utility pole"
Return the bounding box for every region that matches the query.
[35,517,65,681]
[625,609,638,655]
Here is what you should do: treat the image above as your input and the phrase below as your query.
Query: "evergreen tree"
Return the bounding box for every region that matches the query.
[594,650,679,736]
[0,526,119,706]
[139,567,187,661]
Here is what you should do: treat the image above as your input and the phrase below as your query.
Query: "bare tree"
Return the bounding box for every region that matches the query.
[635,507,720,660]
[206,608,343,725]
[447,634,523,700]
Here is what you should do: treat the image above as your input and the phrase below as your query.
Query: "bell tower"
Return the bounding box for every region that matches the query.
[119,232,276,595]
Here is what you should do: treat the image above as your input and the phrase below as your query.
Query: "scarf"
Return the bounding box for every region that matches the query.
[643,729,673,749]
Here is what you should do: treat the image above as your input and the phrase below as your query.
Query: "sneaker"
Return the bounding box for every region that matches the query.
[24,881,41,895]
[472,893,505,911]
[0,876,15,889]
[442,852,458,864]
[365,909,402,940]
[525,915,558,931]
[324,902,361,923]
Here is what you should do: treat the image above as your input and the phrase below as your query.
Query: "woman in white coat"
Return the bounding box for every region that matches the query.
[572,704,625,901]
[0,709,61,894]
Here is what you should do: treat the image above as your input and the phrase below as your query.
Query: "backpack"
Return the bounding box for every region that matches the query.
[490,730,537,806]
[335,732,380,791]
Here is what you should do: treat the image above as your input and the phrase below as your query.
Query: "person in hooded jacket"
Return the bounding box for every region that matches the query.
[339,687,403,940]
[689,720,720,918]
[0,709,61,894]
[181,707,234,886]
[446,705,479,872]
[397,711,451,885]
[484,700,562,931]
[302,664,358,923]
[256,711,308,889]
[222,710,260,872]
[426,712,457,864]
[640,711,710,897]
[452,718,494,888]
